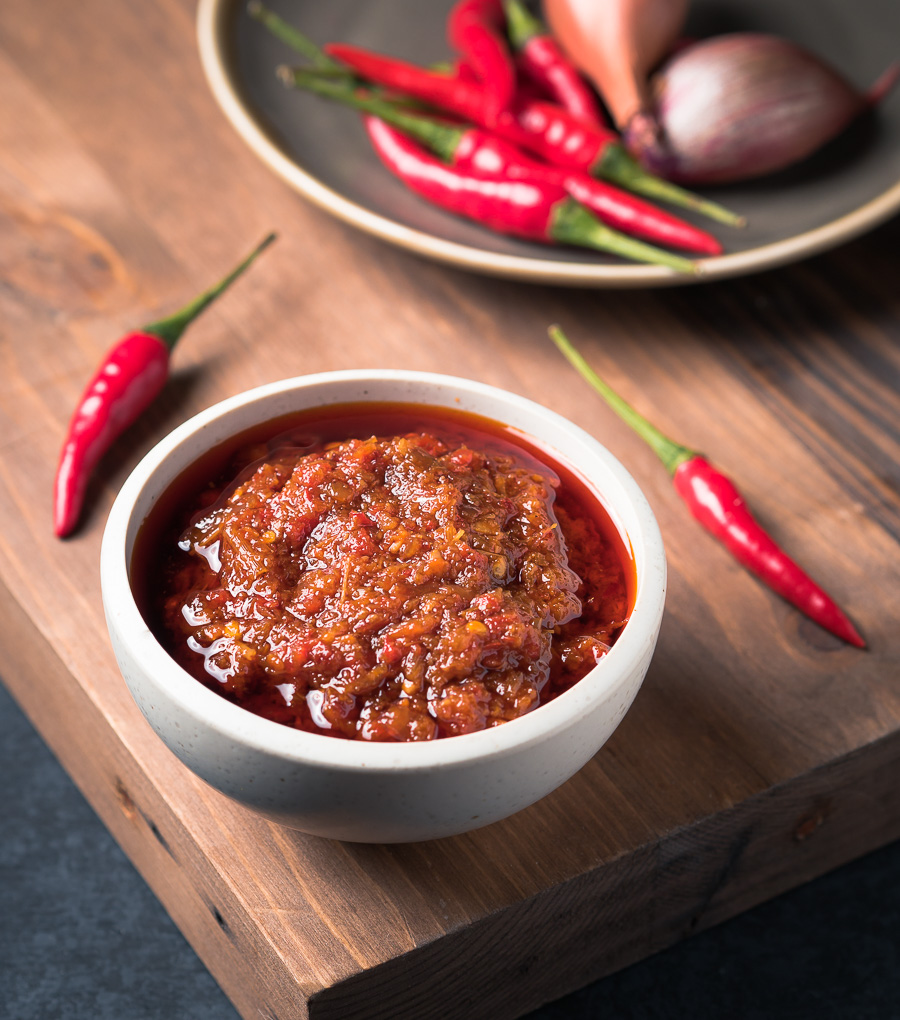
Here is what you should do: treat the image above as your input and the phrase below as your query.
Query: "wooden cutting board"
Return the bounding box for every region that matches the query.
[1,1,900,1017]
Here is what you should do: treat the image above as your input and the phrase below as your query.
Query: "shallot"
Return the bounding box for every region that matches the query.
[629,34,899,184]
[543,0,688,134]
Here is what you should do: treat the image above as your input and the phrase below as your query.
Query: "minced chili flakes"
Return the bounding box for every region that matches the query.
[146,413,630,742]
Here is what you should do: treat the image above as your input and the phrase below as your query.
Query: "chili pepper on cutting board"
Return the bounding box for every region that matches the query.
[283,69,720,256]
[53,234,276,538]
[549,326,865,648]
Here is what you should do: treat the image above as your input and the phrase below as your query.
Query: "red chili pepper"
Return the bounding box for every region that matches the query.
[562,175,720,255]
[364,116,696,272]
[548,326,866,648]
[324,43,743,227]
[284,70,721,255]
[453,57,481,84]
[324,44,482,117]
[503,0,606,128]
[53,234,276,538]
[447,0,516,120]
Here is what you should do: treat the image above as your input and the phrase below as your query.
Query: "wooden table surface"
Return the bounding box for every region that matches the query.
[2,1,900,1018]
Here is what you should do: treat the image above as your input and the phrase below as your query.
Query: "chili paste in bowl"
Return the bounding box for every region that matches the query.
[104,371,663,841]
[138,404,632,742]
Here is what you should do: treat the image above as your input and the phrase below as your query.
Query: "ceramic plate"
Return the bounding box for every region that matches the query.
[197,0,900,287]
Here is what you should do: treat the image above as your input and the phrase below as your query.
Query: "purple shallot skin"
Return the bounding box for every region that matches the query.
[631,33,886,184]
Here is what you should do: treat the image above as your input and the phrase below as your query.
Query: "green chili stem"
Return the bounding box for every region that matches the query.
[247,1,341,69]
[280,68,465,163]
[596,147,746,228]
[142,233,276,350]
[503,0,543,50]
[548,325,696,473]
[551,201,699,276]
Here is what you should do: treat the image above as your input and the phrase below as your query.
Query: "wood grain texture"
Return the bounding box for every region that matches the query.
[1,1,899,1017]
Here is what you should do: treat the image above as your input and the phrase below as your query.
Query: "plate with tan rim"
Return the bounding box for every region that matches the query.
[197,0,900,288]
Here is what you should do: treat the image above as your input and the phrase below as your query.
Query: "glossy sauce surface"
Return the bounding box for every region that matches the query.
[134,402,634,741]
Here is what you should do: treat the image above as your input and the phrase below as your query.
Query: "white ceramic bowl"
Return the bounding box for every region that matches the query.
[101,371,666,843]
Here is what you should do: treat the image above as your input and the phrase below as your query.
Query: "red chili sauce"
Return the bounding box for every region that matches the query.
[134,403,635,742]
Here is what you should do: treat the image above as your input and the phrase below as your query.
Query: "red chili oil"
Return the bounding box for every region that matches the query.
[132,402,635,741]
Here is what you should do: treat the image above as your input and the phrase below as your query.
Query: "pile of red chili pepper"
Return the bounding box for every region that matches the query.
[249,0,745,273]
[548,327,866,648]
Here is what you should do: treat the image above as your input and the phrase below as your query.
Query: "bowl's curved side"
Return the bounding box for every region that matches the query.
[101,370,666,842]
[104,611,659,842]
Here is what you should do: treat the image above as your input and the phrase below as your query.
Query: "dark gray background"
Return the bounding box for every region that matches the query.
[2,677,899,1020]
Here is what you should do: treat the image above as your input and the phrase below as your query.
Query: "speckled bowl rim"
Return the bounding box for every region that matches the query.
[197,0,900,289]
[101,370,666,772]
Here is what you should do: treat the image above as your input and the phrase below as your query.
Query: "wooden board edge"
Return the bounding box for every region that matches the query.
[308,732,900,1019]
[5,569,900,1020]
